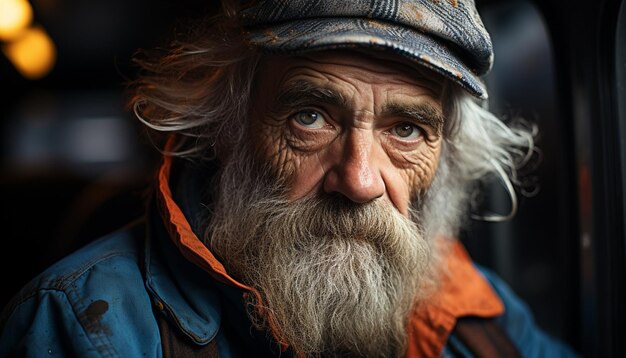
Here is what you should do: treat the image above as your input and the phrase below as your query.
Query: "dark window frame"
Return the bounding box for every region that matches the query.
[532,0,626,356]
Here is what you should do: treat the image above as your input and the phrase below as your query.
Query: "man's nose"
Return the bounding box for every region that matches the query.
[323,132,385,203]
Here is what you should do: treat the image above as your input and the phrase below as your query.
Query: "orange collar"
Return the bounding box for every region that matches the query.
[405,242,504,357]
[156,155,504,357]
[156,152,251,291]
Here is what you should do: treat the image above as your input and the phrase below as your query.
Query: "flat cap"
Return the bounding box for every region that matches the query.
[239,0,493,99]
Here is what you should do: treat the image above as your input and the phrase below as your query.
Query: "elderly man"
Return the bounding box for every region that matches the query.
[0,0,578,357]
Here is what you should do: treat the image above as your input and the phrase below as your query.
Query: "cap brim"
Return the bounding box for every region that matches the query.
[246,17,488,99]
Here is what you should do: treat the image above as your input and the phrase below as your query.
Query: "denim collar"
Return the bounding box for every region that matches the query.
[143,198,222,345]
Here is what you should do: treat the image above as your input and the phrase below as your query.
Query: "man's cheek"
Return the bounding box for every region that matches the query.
[285,155,330,200]
[404,144,442,199]
[260,136,296,180]
[249,115,286,169]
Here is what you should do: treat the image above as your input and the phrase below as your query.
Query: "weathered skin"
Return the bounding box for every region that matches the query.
[249,51,444,216]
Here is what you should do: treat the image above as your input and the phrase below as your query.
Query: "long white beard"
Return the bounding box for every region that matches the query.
[204,145,464,357]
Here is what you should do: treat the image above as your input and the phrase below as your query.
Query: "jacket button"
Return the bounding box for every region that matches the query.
[154,300,164,311]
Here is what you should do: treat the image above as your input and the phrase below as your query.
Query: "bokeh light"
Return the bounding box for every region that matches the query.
[0,0,33,40]
[2,25,56,79]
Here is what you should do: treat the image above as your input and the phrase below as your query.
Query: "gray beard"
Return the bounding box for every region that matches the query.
[204,144,465,357]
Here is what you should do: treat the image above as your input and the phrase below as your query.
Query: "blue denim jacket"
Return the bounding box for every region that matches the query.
[0,161,580,357]
[0,218,580,357]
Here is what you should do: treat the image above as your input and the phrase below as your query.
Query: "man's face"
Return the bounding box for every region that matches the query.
[249,51,445,214]
[207,51,449,356]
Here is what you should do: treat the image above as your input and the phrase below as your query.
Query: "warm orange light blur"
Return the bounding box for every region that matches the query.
[2,26,56,79]
[0,0,33,40]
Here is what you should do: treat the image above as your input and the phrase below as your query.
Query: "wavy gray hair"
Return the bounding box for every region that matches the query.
[130,13,536,227]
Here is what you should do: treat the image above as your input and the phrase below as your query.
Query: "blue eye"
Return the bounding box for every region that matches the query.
[392,123,421,139]
[293,110,327,129]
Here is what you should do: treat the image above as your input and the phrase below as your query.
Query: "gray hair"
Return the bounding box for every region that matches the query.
[130,11,261,158]
[439,84,536,225]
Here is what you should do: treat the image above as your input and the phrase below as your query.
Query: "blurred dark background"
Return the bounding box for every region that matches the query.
[0,0,217,312]
[3,0,622,356]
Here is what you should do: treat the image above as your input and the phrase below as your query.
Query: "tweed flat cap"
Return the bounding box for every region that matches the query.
[239,0,493,99]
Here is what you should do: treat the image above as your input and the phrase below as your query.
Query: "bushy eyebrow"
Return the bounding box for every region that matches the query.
[273,80,444,135]
[275,80,347,109]
[382,102,444,135]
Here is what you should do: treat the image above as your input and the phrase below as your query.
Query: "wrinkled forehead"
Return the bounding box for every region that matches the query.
[256,49,448,97]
